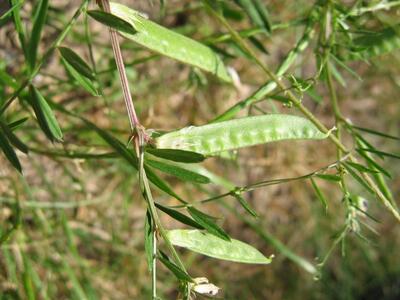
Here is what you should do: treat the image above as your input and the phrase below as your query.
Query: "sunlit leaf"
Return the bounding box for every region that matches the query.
[167,229,273,264]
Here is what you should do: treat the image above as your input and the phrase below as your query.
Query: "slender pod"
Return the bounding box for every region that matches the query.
[110,2,232,82]
[154,114,328,156]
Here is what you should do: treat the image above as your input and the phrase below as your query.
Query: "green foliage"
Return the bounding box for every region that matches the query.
[1,0,400,298]
[58,47,95,80]
[27,0,49,70]
[146,159,210,184]
[167,229,273,264]
[188,207,230,241]
[28,85,63,142]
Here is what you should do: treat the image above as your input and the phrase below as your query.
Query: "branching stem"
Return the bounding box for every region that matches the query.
[204,2,400,222]
[98,1,190,298]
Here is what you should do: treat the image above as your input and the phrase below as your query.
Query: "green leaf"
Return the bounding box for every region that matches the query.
[342,162,374,194]
[233,194,258,217]
[27,0,49,70]
[187,207,230,241]
[315,174,342,182]
[310,178,328,211]
[357,148,400,160]
[8,117,29,130]
[144,165,185,202]
[357,148,391,179]
[155,114,328,156]
[10,0,27,59]
[110,2,232,82]
[158,252,192,282]
[249,36,269,55]
[234,0,271,33]
[146,148,205,163]
[167,229,273,264]
[146,159,210,184]
[155,203,204,229]
[354,133,385,159]
[353,125,400,141]
[0,129,22,172]
[350,25,400,60]
[346,161,379,174]
[84,120,184,201]
[0,120,28,154]
[0,68,18,89]
[28,85,63,142]
[84,120,138,166]
[87,10,137,35]
[58,47,95,80]
[62,58,99,96]
[186,165,316,273]
[328,60,346,87]
[144,210,153,272]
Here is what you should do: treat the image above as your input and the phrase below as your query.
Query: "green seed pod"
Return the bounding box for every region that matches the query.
[154,114,328,156]
[110,2,231,82]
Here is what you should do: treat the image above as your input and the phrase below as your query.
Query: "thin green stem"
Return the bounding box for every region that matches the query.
[98,1,189,296]
[212,7,316,122]
[205,3,347,153]
[205,2,400,222]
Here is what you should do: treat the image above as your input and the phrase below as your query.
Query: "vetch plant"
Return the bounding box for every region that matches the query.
[1,0,400,299]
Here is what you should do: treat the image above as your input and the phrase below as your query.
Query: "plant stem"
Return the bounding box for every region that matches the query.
[99,0,139,130]
[99,1,190,297]
[212,10,316,123]
[205,3,348,153]
[205,2,400,222]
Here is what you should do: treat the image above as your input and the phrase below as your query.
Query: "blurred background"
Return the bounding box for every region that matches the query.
[1,0,400,299]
